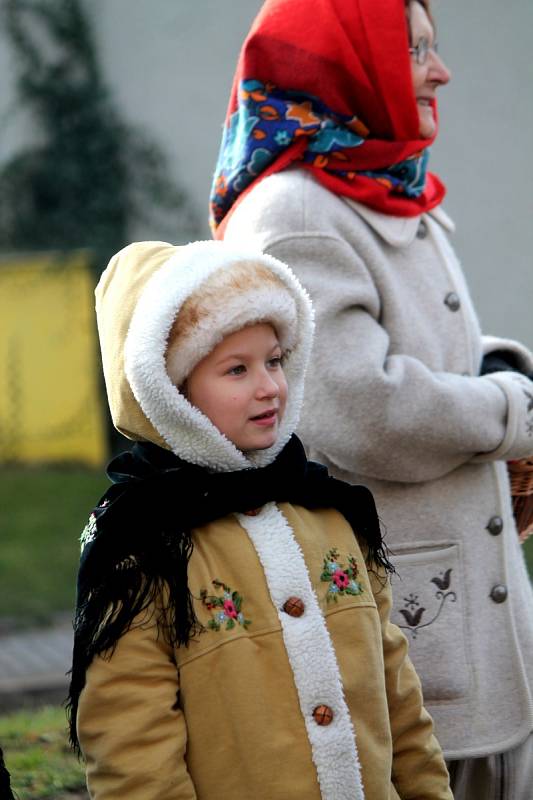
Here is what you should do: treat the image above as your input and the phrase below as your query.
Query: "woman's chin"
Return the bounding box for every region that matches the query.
[417,107,436,139]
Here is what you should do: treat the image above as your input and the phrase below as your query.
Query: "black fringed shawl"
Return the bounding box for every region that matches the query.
[67,434,392,751]
[0,747,15,800]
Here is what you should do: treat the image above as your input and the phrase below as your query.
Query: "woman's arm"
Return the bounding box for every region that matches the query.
[265,233,533,482]
[369,569,453,800]
[481,335,533,378]
[77,608,197,800]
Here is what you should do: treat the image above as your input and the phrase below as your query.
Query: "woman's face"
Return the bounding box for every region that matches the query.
[408,1,451,138]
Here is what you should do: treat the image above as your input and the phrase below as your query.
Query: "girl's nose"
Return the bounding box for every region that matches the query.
[256,370,279,398]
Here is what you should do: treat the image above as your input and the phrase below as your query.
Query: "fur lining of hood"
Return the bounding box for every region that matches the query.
[166,258,298,389]
[96,240,314,472]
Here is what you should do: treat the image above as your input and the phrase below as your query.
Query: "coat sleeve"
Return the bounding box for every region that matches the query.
[77,608,197,800]
[369,569,453,800]
[262,233,533,482]
[481,334,533,377]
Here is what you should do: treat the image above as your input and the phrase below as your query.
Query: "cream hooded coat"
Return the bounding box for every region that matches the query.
[224,167,533,759]
[77,240,452,799]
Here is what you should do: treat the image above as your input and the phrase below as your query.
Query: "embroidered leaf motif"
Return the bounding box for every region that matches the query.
[397,569,457,639]
[399,607,425,627]
[430,569,452,591]
[321,548,364,603]
[200,579,252,631]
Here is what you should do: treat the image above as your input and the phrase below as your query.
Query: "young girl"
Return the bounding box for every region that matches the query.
[68,240,452,799]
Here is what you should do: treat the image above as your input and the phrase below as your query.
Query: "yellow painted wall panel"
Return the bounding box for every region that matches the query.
[0,252,107,466]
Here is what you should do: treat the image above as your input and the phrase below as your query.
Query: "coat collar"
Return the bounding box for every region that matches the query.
[343,198,455,246]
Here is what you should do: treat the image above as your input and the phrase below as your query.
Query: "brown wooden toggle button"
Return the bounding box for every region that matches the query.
[312,705,334,726]
[282,596,305,617]
[243,508,261,516]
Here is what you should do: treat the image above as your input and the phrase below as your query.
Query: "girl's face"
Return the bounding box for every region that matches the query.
[186,322,288,453]
[408,1,451,138]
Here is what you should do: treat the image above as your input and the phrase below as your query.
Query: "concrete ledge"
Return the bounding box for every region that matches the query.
[0,622,73,711]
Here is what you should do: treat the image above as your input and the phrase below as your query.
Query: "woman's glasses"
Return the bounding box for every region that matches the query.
[409,36,439,66]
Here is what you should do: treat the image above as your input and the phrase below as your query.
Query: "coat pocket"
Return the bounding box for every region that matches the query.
[389,541,472,702]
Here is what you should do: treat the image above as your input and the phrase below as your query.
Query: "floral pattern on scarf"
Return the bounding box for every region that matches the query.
[210,79,431,232]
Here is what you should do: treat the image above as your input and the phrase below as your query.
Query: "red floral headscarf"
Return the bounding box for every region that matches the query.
[210,0,445,237]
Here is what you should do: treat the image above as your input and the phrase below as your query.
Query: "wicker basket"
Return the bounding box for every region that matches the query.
[507,458,533,543]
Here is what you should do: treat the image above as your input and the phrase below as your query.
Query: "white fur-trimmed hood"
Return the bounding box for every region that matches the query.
[95,240,314,471]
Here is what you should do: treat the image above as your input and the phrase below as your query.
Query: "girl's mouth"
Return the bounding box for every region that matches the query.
[250,409,278,425]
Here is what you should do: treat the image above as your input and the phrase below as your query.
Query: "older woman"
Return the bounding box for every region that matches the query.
[210,1,533,797]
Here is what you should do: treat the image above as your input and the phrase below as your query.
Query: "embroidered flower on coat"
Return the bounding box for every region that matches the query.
[200,579,252,631]
[321,548,364,602]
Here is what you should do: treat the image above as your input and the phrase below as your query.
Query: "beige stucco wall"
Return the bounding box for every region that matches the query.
[1,1,531,347]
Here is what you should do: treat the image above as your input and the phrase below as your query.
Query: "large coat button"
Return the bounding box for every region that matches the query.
[416,219,428,239]
[490,584,508,603]
[444,292,461,311]
[313,705,334,726]
[486,516,503,536]
[282,597,305,617]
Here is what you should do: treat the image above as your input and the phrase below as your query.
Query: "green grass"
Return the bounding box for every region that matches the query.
[0,705,87,799]
[0,466,108,626]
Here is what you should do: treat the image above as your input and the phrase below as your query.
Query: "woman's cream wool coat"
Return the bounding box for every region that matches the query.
[224,166,533,759]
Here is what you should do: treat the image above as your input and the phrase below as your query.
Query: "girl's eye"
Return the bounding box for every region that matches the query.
[227,364,246,376]
[267,355,283,369]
